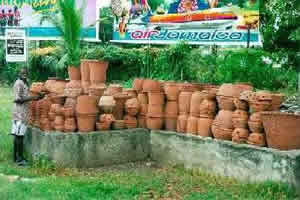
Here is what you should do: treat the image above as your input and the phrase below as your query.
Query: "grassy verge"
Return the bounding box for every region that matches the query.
[0,86,298,200]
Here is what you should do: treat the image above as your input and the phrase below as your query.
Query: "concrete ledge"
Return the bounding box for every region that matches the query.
[24,127,151,168]
[150,130,300,189]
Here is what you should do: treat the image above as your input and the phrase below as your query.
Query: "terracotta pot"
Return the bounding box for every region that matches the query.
[99,95,116,114]
[96,122,111,131]
[165,101,178,118]
[148,92,165,105]
[178,91,193,114]
[77,113,97,132]
[124,115,138,129]
[217,96,235,111]
[232,128,250,144]
[63,106,75,118]
[232,118,248,129]
[106,84,123,96]
[270,93,284,111]
[214,110,233,129]
[51,79,68,95]
[233,83,254,98]
[80,60,90,81]
[199,99,217,119]
[112,120,125,130]
[217,84,235,97]
[50,95,66,105]
[202,89,217,100]
[232,110,249,121]
[64,117,77,132]
[202,84,219,91]
[125,98,140,116]
[137,93,148,104]
[140,104,148,116]
[197,117,213,137]
[89,60,109,84]
[68,66,81,80]
[178,82,197,92]
[88,85,106,97]
[261,112,300,150]
[147,104,164,117]
[76,95,99,114]
[247,133,266,147]
[255,91,272,101]
[212,124,233,141]
[113,93,131,119]
[146,117,163,130]
[81,81,91,94]
[138,116,147,128]
[64,97,77,108]
[65,80,81,88]
[233,98,248,110]
[249,100,271,112]
[55,125,64,132]
[133,78,144,92]
[186,116,198,135]
[164,82,179,101]
[30,82,45,93]
[143,79,161,92]
[99,114,115,125]
[50,104,61,115]
[123,89,137,98]
[64,88,82,98]
[45,78,57,93]
[48,112,56,121]
[54,115,64,126]
[165,117,177,131]
[190,91,205,117]
[239,90,254,102]
[177,114,188,133]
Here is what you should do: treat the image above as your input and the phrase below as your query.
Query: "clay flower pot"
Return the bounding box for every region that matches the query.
[125,98,140,116]
[178,91,193,115]
[140,104,148,116]
[270,93,284,111]
[48,112,56,121]
[96,122,111,131]
[50,95,66,105]
[197,117,213,137]
[143,79,161,92]
[177,114,188,133]
[249,100,271,112]
[82,81,91,94]
[147,104,164,117]
[212,124,233,141]
[133,78,144,92]
[148,92,165,105]
[199,99,217,119]
[89,60,109,85]
[255,91,273,101]
[51,79,68,95]
[165,101,178,118]
[124,115,138,129]
[77,113,97,132]
[76,95,99,114]
[165,117,177,131]
[202,89,217,100]
[214,110,233,129]
[146,117,163,130]
[186,116,198,135]
[106,84,123,96]
[30,82,45,94]
[64,97,77,109]
[217,84,235,97]
[80,60,90,81]
[232,110,249,121]
[261,112,300,150]
[99,114,115,126]
[233,98,248,110]
[138,116,147,128]
[63,106,75,118]
[239,90,254,102]
[178,82,197,92]
[113,92,131,119]
[232,128,249,144]
[99,95,116,114]
[123,89,137,98]
[247,133,266,147]
[112,120,125,130]
[164,82,179,101]
[64,117,77,132]
[88,85,106,97]
[64,85,83,98]
[137,93,148,104]
[190,91,205,117]
[45,78,57,93]
[68,66,81,80]
[217,96,235,111]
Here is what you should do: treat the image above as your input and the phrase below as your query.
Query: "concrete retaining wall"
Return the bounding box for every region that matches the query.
[24,127,151,168]
[151,131,300,188]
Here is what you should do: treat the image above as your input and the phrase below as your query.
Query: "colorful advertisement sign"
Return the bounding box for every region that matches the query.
[0,0,100,40]
[111,0,260,45]
[6,29,26,62]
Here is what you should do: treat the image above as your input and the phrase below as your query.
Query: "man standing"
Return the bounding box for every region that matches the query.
[12,68,42,166]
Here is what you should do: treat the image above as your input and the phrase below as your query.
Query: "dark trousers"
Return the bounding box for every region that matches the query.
[13,135,25,162]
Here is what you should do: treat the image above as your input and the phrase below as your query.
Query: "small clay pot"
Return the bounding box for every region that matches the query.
[77,113,97,132]
[133,78,144,92]
[112,120,125,130]
[125,98,140,116]
[165,117,177,131]
[147,104,164,117]
[68,66,81,80]
[148,92,165,105]
[217,96,235,111]
[30,82,45,94]
[232,110,249,121]
[88,85,106,97]
[249,100,271,112]
[50,95,66,105]
[99,114,115,126]
[137,93,148,104]
[146,117,163,130]
[64,88,83,98]
[186,116,198,135]
[199,99,217,119]
[124,115,138,129]
[197,117,213,137]
[123,89,137,98]
[190,91,205,117]
[177,114,188,133]
[239,90,254,102]
[247,133,266,147]
[232,128,249,144]
[48,112,56,121]
[213,110,233,129]
[76,95,99,115]
[137,116,147,128]
[96,122,111,131]
[248,121,264,133]
[217,84,235,97]
[64,118,77,132]
[233,98,248,110]
[82,81,91,94]
[63,107,75,118]
[54,115,64,126]
[178,91,193,114]
[80,60,90,81]
[106,84,123,96]
[164,82,179,101]
[140,104,148,116]
[270,93,284,111]
[165,101,178,118]
[143,79,161,92]
[232,119,248,129]
[64,97,77,108]
[212,125,233,141]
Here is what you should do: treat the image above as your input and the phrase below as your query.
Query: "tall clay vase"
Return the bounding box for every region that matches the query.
[197,118,213,137]
[68,66,81,80]
[165,117,177,131]
[177,114,188,133]
[89,60,109,85]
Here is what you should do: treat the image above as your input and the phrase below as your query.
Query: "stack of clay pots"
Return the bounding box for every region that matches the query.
[144,79,164,130]
[124,98,140,129]
[198,89,217,137]
[63,106,77,132]
[39,97,52,131]
[113,92,131,120]
[187,90,203,135]
[76,95,99,132]
[163,82,179,131]
[53,104,64,132]
[134,79,148,128]
[96,114,115,131]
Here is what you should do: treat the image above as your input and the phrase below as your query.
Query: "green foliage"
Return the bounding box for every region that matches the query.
[99,7,114,43]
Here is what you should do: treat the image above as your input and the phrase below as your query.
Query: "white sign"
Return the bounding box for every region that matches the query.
[6,29,27,62]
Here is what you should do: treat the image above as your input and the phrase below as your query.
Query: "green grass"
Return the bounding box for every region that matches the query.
[0,86,298,200]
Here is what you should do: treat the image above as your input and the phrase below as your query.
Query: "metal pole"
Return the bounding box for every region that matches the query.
[247,27,250,48]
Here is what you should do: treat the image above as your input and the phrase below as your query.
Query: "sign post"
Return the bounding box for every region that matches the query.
[5,29,26,63]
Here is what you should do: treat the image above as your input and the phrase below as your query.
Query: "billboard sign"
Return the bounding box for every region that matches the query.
[110,0,260,45]
[6,29,26,62]
[0,0,100,40]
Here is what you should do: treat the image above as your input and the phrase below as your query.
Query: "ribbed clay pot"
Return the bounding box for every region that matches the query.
[77,113,97,132]
[199,99,217,119]
[217,96,235,111]
[76,95,99,114]
[68,66,81,80]
[214,110,233,129]
[138,115,147,128]
[112,120,125,130]
[178,91,193,114]
[197,117,213,137]
[212,124,233,141]
[148,92,164,105]
[247,133,266,147]
[146,117,163,130]
[186,116,198,135]
[232,128,249,144]
[165,117,177,131]
[64,118,77,132]
[106,84,123,96]
[123,89,137,98]
[248,112,264,133]
[261,112,300,150]
[89,60,108,84]
[164,82,179,101]
[177,114,188,133]
[147,104,164,117]
[63,106,75,118]
[124,115,138,129]
[133,78,144,92]
[165,101,178,118]
[249,100,271,112]
[64,97,77,109]
[190,91,205,117]
[143,79,161,92]
[137,93,148,104]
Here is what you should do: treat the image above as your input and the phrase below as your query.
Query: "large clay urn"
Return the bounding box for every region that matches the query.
[148,92,165,105]
[165,117,177,131]
[197,118,213,137]
[164,82,179,101]
[133,78,144,92]
[178,91,193,115]
[88,60,109,85]
[186,116,198,135]
[146,117,163,130]
[177,114,188,133]
[165,101,178,118]
[68,66,81,80]
[190,91,205,117]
